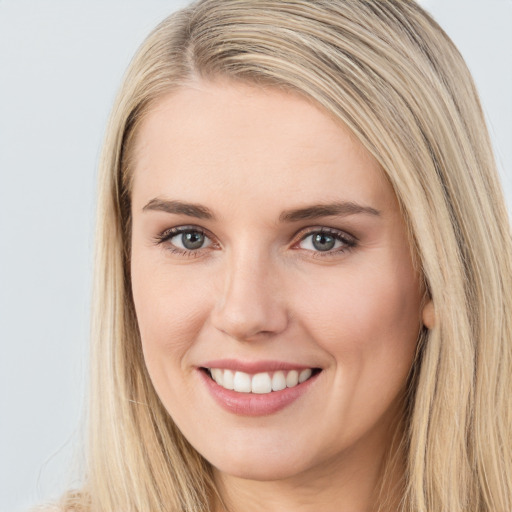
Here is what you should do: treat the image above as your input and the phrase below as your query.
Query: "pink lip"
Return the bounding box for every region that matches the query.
[197,363,320,417]
[200,358,314,374]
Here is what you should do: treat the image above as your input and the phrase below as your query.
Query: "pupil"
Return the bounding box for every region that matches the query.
[182,231,204,250]
[313,233,335,251]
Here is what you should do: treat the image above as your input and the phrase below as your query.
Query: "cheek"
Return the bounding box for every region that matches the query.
[130,258,217,414]
[130,251,212,370]
[291,257,422,376]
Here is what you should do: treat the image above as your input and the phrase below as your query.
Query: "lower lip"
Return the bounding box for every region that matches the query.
[198,369,320,416]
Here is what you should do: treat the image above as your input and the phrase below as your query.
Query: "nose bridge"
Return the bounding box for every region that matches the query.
[212,243,288,340]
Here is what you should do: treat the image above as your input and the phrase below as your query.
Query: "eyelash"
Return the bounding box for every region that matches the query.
[153,226,215,257]
[294,227,357,257]
[153,225,357,258]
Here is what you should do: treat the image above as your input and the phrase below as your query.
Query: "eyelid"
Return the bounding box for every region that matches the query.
[153,225,218,254]
[293,225,357,243]
[154,224,208,241]
[292,226,358,255]
[152,224,357,257]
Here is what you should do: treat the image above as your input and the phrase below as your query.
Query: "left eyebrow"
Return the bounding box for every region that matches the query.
[279,202,381,223]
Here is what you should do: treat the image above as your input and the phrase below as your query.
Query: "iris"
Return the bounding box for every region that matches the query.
[312,233,336,251]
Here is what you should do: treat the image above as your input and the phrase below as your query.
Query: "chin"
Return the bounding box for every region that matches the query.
[208,448,314,482]
[215,463,301,482]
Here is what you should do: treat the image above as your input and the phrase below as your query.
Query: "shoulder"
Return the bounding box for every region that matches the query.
[30,505,86,512]
[29,506,62,512]
[30,492,90,512]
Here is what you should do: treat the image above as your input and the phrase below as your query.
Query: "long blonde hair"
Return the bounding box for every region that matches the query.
[64,1,512,510]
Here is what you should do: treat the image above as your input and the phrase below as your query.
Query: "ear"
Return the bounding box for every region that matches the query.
[422,300,435,329]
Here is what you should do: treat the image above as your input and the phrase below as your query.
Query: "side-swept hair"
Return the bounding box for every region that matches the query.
[62,1,512,511]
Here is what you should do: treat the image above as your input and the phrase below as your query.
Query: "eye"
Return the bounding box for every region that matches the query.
[155,226,214,254]
[296,228,356,254]
[171,229,211,250]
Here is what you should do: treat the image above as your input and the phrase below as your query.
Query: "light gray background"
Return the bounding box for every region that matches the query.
[1,1,511,511]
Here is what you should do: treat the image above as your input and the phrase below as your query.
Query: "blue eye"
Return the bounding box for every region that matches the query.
[297,229,355,254]
[156,227,213,254]
[170,230,211,250]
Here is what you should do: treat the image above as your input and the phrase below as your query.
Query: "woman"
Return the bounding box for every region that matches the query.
[60,0,512,510]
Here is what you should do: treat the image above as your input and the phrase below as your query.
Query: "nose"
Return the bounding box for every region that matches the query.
[211,251,289,342]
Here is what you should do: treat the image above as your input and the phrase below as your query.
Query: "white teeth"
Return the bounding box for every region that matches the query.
[252,373,272,394]
[286,370,299,388]
[208,368,315,394]
[233,371,252,393]
[223,369,234,390]
[211,368,223,386]
[271,371,287,391]
[299,368,312,383]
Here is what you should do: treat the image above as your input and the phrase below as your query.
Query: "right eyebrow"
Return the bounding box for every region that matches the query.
[142,198,215,220]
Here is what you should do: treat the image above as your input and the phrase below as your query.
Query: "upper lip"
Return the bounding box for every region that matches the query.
[199,359,318,374]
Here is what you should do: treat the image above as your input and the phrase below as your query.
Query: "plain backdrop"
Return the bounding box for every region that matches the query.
[1,1,511,511]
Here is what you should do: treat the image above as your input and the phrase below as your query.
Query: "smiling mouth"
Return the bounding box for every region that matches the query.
[202,367,322,394]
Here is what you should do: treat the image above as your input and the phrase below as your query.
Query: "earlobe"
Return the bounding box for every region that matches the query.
[422,300,435,329]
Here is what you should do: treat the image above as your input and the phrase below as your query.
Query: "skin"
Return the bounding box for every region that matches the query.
[130,79,431,512]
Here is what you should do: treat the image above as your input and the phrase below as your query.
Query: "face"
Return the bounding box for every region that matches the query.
[130,80,427,484]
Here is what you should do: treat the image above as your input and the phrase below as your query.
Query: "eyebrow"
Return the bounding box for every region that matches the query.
[142,198,380,222]
[142,198,215,219]
[279,202,381,222]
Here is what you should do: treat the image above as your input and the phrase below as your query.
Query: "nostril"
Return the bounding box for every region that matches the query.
[211,271,289,341]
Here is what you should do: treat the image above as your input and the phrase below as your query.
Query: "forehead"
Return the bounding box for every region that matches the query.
[130,80,395,215]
